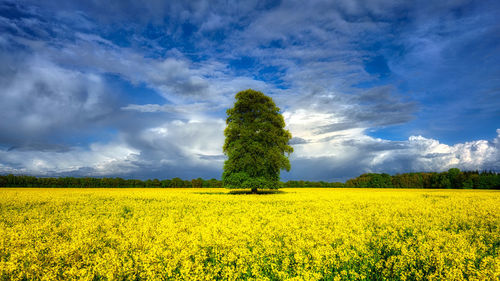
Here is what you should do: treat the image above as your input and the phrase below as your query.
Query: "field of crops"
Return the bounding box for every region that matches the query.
[0,188,498,280]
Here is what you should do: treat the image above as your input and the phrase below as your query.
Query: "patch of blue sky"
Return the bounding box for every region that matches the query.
[50,127,119,148]
[100,27,135,48]
[227,55,288,88]
[258,65,288,88]
[104,73,166,105]
[363,55,391,79]
[366,123,418,142]
[228,56,256,72]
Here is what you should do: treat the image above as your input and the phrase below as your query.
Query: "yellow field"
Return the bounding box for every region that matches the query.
[0,188,498,280]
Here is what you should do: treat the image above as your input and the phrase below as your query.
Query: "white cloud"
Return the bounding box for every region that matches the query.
[0,117,226,177]
[0,140,139,176]
[406,134,499,171]
[286,128,500,181]
[133,118,226,163]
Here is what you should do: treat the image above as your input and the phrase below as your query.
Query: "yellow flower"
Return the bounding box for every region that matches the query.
[0,188,498,280]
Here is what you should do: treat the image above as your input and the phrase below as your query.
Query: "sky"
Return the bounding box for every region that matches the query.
[0,0,499,182]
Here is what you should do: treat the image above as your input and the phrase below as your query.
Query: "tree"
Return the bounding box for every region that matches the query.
[171,177,184,188]
[223,89,293,193]
[191,178,203,188]
[447,168,460,188]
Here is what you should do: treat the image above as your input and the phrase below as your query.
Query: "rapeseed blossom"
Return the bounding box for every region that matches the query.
[0,188,498,280]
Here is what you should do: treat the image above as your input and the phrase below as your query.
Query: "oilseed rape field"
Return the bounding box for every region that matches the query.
[0,188,498,280]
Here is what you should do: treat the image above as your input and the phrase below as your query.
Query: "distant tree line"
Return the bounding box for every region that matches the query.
[0,168,498,189]
[344,169,499,189]
[0,175,223,188]
[282,181,345,188]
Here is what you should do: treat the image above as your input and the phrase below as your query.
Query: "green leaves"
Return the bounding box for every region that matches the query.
[223,89,293,191]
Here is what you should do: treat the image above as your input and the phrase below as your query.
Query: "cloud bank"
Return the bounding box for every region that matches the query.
[0,0,498,180]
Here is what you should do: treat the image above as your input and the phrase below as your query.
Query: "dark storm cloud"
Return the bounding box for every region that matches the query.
[289,137,309,145]
[314,123,354,134]
[308,86,417,136]
[7,143,71,153]
[341,139,408,152]
[346,101,416,127]
[282,156,362,182]
[0,51,120,147]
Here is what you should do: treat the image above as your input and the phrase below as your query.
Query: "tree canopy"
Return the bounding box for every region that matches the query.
[222,89,293,192]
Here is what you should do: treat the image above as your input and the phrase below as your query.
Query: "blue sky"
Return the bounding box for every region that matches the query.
[0,0,499,181]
